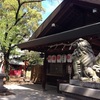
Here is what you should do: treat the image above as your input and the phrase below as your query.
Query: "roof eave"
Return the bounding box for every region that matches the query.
[18,22,100,51]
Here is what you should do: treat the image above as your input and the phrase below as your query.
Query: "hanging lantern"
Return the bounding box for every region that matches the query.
[47,55,52,63]
[57,55,62,63]
[52,55,56,63]
[66,54,72,63]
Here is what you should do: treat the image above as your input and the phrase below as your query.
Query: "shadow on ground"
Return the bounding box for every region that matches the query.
[2,84,76,100]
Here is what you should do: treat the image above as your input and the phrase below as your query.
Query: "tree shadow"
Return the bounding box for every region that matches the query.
[2,84,75,100]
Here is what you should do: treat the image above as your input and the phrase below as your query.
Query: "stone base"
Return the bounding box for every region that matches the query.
[59,80,100,100]
[0,74,8,93]
[70,79,100,89]
[0,86,8,93]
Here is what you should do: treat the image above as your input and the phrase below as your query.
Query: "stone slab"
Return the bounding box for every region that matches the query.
[0,73,7,93]
[59,83,100,100]
[0,74,6,78]
[70,79,100,89]
[0,86,8,92]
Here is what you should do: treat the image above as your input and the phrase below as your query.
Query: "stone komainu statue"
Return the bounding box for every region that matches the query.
[71,38,100,82]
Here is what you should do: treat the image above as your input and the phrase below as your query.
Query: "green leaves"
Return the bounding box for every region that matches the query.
[0,0,44,58]
[0,0,45,76]
[21,50,43,65]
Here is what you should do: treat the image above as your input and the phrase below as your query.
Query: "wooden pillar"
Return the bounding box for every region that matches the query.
[42,53,47,91]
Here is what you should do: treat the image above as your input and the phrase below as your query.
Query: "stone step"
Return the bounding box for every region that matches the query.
[59,83,100,100]
[70,79,100,89]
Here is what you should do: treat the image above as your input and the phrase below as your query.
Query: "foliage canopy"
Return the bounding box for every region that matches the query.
[0,0,44,74]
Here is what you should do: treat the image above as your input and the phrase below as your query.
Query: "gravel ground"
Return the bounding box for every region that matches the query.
[0,77,77,100]
[0,83,77,100]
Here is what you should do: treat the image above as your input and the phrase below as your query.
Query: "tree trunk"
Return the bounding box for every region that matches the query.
[4,53,10,81]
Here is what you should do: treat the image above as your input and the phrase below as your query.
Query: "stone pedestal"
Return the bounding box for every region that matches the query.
[0,74,7,93]
[59,79,100,100]
[70,79,100,89]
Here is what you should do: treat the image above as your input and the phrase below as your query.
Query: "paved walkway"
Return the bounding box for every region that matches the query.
[0,84,77,100]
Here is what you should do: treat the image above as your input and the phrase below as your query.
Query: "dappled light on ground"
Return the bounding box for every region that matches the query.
[1,84,76,100]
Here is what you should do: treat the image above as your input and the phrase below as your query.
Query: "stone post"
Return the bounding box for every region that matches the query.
[0,74,7,93]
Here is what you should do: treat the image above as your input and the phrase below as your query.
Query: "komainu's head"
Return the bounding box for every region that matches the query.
[71,38,94,55]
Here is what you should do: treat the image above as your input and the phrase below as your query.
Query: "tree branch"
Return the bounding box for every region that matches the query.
[16,0,44,21]
[14,12,26,25]
[16,0,21,20]
[21,0,44,5]
[11,39,24,49]
[10,33,28,49]
[5,0,44,40]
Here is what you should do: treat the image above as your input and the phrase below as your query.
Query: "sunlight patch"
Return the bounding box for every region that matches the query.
[4,85,32,90]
